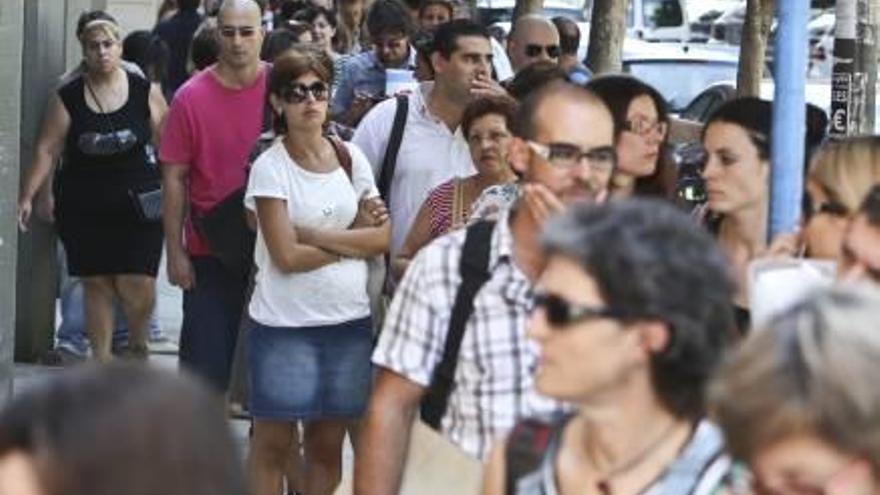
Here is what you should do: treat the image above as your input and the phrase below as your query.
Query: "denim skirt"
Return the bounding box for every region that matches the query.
[247,316,372,420]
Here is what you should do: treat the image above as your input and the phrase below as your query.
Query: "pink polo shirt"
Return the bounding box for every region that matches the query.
[159,63,268,256]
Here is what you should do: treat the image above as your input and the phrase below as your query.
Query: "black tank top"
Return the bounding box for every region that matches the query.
[57,69,153,178]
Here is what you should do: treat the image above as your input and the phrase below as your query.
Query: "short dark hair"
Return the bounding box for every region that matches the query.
[506,60,568,101]
[122,30,170,83]
[514,80,606,140]
[550,16,579,55]
[430,18,489,58]
[587,75,674,198]
[461,95,518,138]
[419,0,454,19]
[704,97,773,160]
[261,27,306,61]
[859,184,880,227]
[190,18,221,71]
[366,0,412,38]
[295,5,338,29]
[0,363,247,495]
[177,0,201,10]
[541,200,736,420]
[75,10,118,39]
[269,45,334,133]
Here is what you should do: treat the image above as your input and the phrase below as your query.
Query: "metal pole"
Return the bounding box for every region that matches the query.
[769,0,809,238]
[855,0,878,133]
[829,0,857,137]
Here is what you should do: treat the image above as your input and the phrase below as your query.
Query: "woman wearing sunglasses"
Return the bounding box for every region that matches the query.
[243,46,389,495]
[587,75,676,200]
[482,200,737,495]
[710,285,880,495]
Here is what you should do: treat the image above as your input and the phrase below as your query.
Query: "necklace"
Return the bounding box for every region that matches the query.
[593,420,684,495]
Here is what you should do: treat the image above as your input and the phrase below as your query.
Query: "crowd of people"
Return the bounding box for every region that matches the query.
[8,0,880,494]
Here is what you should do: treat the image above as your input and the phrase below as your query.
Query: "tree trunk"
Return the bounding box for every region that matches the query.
[736,0,774,97]
[585,0,628,74]
[512,0,544,24]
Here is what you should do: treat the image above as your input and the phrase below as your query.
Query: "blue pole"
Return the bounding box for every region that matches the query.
[769,0,810,239]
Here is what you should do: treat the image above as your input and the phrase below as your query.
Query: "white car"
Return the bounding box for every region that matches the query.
[624,0,690,42]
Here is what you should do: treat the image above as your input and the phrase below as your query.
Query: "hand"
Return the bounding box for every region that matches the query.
[470,76,508,98]
[17,197,32,232]
[35,190,55,224]
[167,247,196,290]
[346,93,378,124]
[764,230,804,259]
[522,183,564,225]
[352,196,389,228]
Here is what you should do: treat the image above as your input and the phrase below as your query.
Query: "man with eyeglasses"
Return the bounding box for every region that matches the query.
[332,0,416,126]
[506,14,560,75]
[159,0,268,392]
[355,80,615,495]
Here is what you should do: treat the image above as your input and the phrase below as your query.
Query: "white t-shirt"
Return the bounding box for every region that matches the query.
[352,83,476,258]
[244,140,379,328]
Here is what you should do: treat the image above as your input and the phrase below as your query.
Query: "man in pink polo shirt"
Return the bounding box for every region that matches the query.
[160,0,267,391]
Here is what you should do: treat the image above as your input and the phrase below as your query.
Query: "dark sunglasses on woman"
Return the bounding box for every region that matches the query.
[533,292,623,328]
[281,82,329,104]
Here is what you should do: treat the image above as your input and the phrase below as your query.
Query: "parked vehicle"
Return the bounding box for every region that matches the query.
[624,0,690,41]
[477,0,586,26]
[687,0,742,42]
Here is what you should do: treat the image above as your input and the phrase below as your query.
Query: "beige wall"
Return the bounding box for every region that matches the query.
[105,0,162,35]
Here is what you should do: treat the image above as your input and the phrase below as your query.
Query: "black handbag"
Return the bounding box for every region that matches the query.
[194,186,255,277]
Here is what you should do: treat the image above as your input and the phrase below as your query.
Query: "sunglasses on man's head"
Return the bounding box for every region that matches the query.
[524,44,561,58]
[281,82,330,103]
[533,292,623,328]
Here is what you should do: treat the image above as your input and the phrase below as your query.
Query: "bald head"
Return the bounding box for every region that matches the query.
[508,15,560,73]
[218,0,264,20]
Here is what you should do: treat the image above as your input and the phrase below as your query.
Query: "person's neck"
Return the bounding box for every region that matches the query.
[213,60,261,90]
[559,54,579,71]
[427,82,466,132]
[86,66,123,87]
[610,173,636,199]
[284,128,326,160]
[572,385,692,488]
[720,197,769,255]
[509,197,547,282]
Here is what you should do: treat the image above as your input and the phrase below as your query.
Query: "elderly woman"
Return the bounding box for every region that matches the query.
[710,285,880,495]
[587,75,676,199]
[482,200,737,495]
[17,11,165,362]
[803,136,880,259]
[244,46,389,495]
[392,95,518,280]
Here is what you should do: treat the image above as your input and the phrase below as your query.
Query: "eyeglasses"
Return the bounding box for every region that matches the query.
[219,26,259,38]
[524,44,561,58]
[622,118,668,137]
[534,293,623,328]
[280,82,330,103]
[527,141,617,173]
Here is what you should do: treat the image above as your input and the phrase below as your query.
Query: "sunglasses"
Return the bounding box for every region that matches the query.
[280,82,330,103]
[524,43,561,58]
[534,293,623,328]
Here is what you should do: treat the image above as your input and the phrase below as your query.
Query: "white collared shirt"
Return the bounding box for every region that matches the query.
[352,82,476,257]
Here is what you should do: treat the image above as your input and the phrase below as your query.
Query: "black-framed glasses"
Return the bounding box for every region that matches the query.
[281,82,330,103]
[524,43,561,58]
[527,141,617,173]
[534,293,623,328]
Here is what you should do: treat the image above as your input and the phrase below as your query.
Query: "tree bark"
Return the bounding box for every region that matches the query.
[736,0,774,97]
[512,0,544,24]
[585,0,628,74]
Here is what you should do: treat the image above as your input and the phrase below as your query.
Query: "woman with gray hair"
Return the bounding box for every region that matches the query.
[710,285,880,495]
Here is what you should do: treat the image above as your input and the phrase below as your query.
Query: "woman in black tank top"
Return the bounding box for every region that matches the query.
[16,11,166,361]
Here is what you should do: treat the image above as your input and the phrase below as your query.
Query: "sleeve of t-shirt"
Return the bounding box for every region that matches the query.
[244,148,288,212]
[372,241,453,387]
[347,142,380,200]
[331,57,355,117]
[351,98,394,179]
[158,95,194,166]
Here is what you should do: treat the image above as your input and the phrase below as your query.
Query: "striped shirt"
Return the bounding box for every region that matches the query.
[373,209,561,459]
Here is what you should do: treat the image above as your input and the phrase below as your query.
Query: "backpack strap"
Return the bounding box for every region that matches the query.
[377,94,409,205]
[420,220,496,430]
[504,419,560,495]
[327,135,353,182]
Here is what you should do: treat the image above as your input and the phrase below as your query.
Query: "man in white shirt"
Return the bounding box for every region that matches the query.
[352,19,506,260]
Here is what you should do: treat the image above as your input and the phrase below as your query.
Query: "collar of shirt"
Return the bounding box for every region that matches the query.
[413,82,468,140]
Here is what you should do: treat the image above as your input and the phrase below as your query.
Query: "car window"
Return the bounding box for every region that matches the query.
[644,0,683,28]
[625,60,737,112]
[681,91,718,122]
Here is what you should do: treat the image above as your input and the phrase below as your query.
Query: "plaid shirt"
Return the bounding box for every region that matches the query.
[372,210,561,460]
